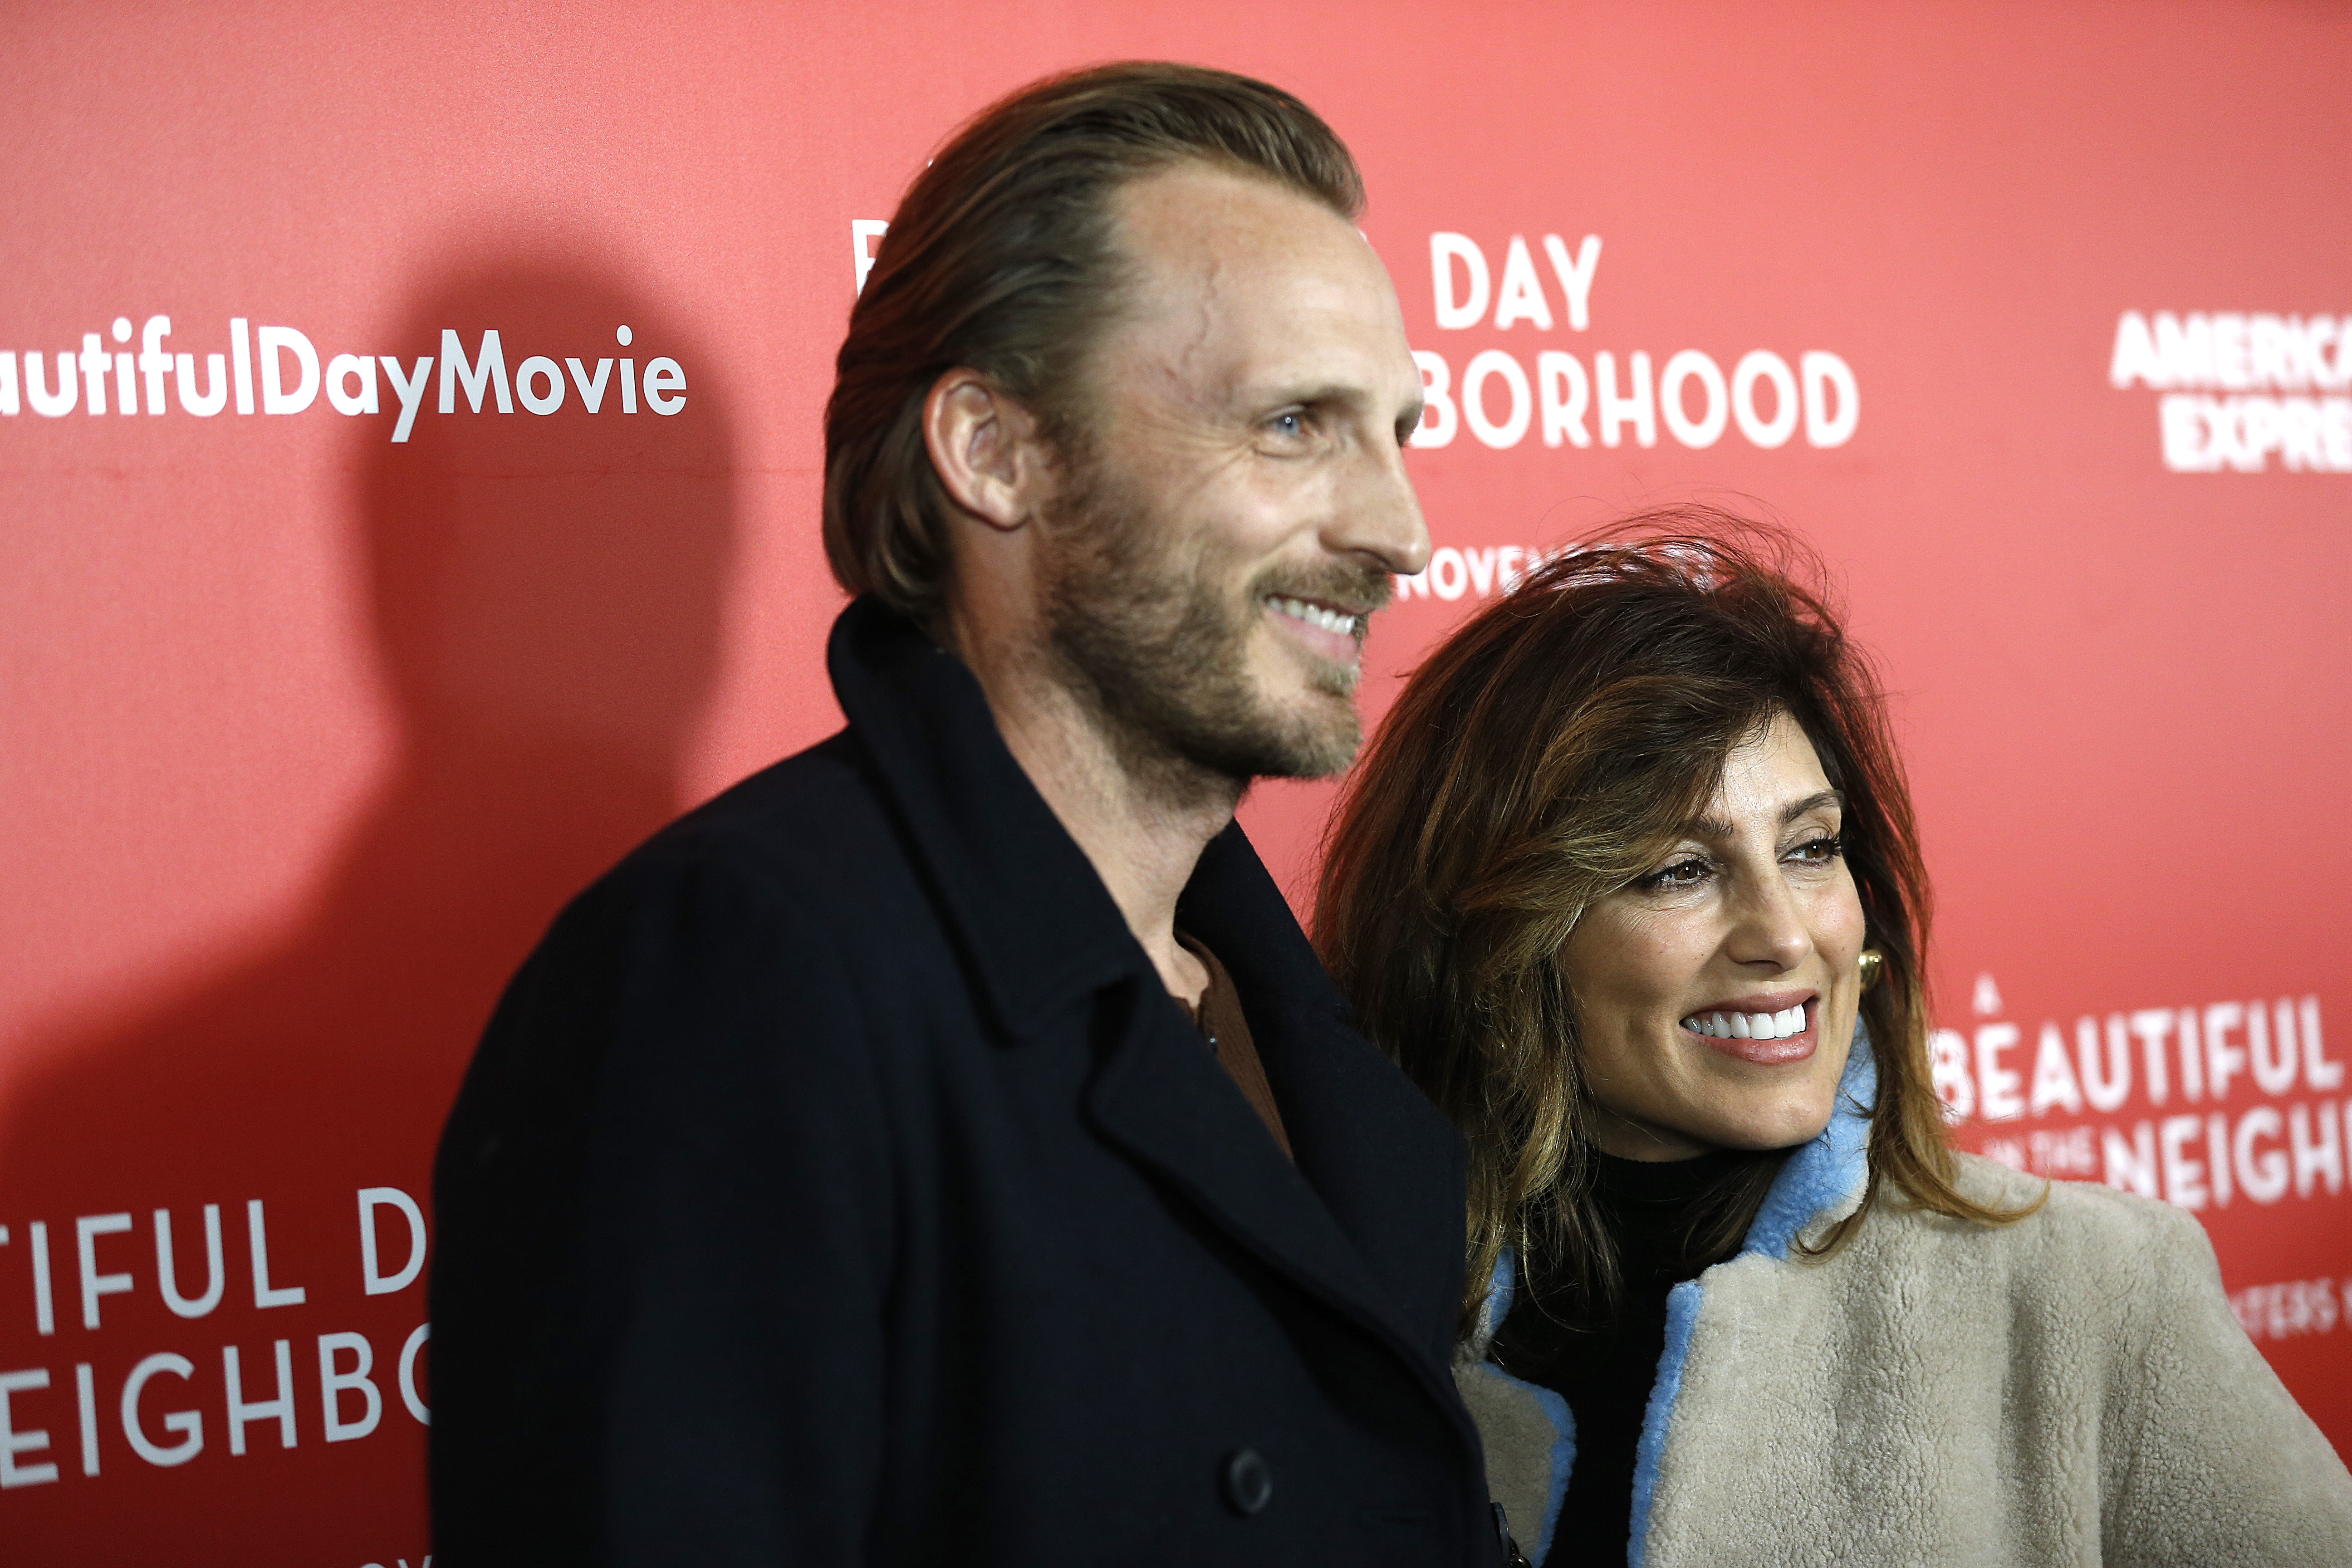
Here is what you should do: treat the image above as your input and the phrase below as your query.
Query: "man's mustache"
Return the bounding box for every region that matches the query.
[1249,559,1396,622]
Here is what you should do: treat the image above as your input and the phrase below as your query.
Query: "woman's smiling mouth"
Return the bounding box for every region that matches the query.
[1680,996,1818,1065]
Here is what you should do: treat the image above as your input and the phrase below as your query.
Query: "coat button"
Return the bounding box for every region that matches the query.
[1220,1447,1273,1516]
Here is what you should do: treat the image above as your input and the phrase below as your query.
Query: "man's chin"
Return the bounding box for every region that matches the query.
[1227,695,1363,782]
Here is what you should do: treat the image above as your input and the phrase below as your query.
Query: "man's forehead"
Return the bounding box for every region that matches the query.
[1106,165,1411,399]
[1116,161,1348,249]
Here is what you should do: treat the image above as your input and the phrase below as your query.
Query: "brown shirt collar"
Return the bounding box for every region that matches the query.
[1174,931,1294,1162]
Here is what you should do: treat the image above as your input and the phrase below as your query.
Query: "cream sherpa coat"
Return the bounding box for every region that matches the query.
[1458,1035,2352,1567]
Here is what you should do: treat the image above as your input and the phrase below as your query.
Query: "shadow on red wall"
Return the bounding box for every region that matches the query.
[0,255,736,1566]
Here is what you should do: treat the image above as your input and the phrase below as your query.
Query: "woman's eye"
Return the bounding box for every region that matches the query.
[1788,834,1843,864]
[1641,858,1710,890]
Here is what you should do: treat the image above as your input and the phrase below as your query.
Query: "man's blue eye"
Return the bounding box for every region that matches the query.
[1272,412,1305,437]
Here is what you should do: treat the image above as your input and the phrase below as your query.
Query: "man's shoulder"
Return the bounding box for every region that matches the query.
[628,727,901,893]
[528,727,929,969]
[496,725,942,1035]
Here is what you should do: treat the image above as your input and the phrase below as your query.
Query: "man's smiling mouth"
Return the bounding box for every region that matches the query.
[1268,594,1364,638]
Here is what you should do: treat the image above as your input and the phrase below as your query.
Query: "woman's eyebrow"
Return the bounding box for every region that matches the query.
[1686,789,1843,840]
[1781,789,1844,824]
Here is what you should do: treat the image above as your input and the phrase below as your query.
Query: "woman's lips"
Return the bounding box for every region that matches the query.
[1700,1029,1817,1066]
[1681,1000,1818,1066]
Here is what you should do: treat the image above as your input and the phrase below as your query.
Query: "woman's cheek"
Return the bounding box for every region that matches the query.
[1827,868,1868,951]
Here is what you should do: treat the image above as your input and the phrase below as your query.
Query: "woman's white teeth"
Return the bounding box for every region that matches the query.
[1272,596,1359,636]
[1683,1004,1808,1040]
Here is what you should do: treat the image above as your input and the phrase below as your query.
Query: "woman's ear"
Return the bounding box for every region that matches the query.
[924,369,1048,533]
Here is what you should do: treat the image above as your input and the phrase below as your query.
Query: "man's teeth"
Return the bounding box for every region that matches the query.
[1682,1004,1809,1041]
[1271,596,1360,636]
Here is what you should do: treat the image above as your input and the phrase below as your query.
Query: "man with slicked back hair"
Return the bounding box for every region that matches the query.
[432,63,1506,1566]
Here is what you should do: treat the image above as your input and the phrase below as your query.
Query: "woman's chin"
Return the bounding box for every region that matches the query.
[1680,1098,1842,1155]
[1741,1110,1839,1152]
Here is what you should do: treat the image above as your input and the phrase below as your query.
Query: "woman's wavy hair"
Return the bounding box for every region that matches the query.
[1317,510,2029,1333]
[823,62,1363,626]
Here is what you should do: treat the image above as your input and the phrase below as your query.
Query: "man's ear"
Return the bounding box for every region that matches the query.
[924,369,1049,533]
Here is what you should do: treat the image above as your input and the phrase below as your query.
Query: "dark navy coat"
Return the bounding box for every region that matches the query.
[430,598,1497,1565]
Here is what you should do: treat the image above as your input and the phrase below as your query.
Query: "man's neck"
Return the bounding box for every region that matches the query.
[962,637,1237,1010]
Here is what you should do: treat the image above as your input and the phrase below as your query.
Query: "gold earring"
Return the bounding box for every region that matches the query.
[1858,949,1885,992]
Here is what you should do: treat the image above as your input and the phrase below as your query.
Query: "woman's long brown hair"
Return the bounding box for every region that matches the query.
[1316,510,2035,1334]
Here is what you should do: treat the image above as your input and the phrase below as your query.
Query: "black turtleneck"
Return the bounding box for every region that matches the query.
[1488,1149,1762,1562]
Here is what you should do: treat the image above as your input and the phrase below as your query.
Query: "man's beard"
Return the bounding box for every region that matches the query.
[1037,456,1391,799]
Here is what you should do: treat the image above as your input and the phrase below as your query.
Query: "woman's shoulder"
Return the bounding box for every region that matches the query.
[1858,1152,2222,1312]
[1911,1164,2352,1555]
[1951,1150,2209,1247]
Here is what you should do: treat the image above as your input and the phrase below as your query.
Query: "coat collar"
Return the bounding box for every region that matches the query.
[827,596,1141,1039]
[828,596,1473,1399]
[1738,1019,1877,1259]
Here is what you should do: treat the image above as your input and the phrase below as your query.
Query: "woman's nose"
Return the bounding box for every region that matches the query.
[1726,873,1813,970]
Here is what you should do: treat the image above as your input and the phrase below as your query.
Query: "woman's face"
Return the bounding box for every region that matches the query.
[1562,710,1868,1160]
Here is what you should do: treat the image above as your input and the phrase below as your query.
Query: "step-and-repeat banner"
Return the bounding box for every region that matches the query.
[4,4,2346,1561]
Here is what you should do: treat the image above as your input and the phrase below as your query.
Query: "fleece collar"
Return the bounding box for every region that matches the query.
[1473,1019,1879,1567]
[1736,1018,1878,1260]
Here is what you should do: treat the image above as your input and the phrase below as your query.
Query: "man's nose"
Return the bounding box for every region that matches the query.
[1326,430,1431,579]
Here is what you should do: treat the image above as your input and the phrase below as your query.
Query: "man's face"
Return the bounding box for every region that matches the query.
[1037,163,1431,786]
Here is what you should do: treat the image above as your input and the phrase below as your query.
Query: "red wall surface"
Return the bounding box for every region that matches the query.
[3,4,2346,1561]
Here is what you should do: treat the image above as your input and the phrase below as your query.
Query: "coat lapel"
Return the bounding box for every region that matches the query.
[1178,823,1470,1367]
[1084,979,1420,1353]
[1088,823,1473,1424]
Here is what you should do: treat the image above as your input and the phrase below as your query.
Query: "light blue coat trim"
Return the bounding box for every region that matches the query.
[1625,1021,1877,1564]
[1471,1251,1578,1561]
[1476,1246,1516,1343]
[1739,1023,1878,1263]
[1469,1356,1578,1563]
[1627,1279,1702,1568]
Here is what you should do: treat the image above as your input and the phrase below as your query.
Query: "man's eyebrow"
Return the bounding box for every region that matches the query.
[1259,380,1367,410]
[1688,789,1844,840]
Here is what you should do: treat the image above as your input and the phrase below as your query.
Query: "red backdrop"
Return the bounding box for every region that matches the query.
[4,3,2346,1561]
